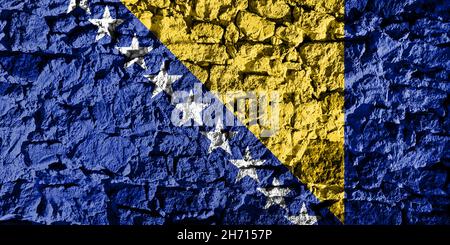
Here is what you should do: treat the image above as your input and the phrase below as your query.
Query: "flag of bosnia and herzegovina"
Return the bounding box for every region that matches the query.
[0,0,448,225]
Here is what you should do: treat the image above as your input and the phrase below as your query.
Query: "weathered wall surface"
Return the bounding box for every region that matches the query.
[123,0,346,220]
[345,0,449,224]
[0,0,448,225]
[0,0,340,225]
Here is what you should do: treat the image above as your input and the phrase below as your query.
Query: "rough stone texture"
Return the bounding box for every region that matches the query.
[236,11,275,41]
[345,0,450,224]
[0,0,340,224]
[1,0,447,225]
[122,0,346,221]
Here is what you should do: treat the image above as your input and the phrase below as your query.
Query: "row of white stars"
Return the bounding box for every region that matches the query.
[67,1,318,225]
[68,2,151,69]
[72,4,185,102]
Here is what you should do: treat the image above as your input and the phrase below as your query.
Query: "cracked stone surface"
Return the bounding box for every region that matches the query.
[0,0,448,225]
[0,0,339,225]
[345,0,449,224]
[122,0,346,221]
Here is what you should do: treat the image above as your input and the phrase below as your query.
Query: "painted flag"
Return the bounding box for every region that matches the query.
[0,0,448,225]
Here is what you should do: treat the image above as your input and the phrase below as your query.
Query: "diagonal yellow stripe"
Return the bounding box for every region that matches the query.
[122,0,345,222]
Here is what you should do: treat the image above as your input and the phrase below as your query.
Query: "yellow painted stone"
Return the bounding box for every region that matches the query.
[148,0,170,8]
[225,23,239,44]
[121,0,345,222]
[191,23,224,43]
[150,15,190,44]
[193,0,233,20]
[249,0,290,19]
[236,11,275,42]
[299,0,344,16]
[298,12,342,40]
[276,24,305,46]
[169,43,229,64]
[184,62,209,82]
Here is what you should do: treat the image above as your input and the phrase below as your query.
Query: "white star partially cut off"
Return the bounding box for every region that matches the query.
[257,178,291,209]
[89,7,124,41]
[67,0,90,14]
[229,147,265,182]
[116,35,152,69]
[202,120,235,154]
[287,203,319,225]
[144,65,182,98]
[174,91,208,126]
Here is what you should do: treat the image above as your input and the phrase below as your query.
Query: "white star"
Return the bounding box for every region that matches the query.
[202,120,235,154]
[229,147,265,182]
[116,35,152,69]
[88,7,124,41]
[257,178,291,209]
[174,91,208,126]
[67,0,90,14]
[144,64,182,98]
[287,203,319,225]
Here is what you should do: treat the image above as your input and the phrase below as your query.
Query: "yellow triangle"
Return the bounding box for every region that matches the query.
[121,0,345,222]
